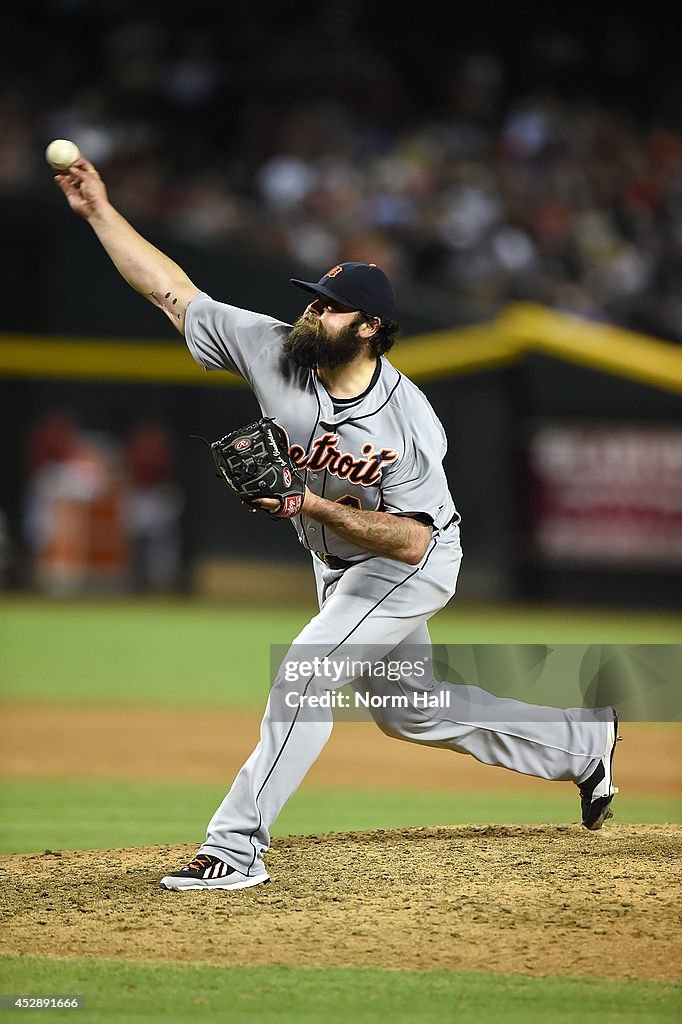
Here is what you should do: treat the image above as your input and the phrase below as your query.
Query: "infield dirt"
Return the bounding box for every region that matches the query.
[2,708,679,794]
[2,824,680,981]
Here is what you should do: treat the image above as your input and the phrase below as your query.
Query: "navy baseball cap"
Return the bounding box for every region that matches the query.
[290,262,395,320]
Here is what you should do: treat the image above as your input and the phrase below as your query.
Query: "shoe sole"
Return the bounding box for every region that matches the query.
[583,803,614,831]
[160,874,270,892]
[582,708,619,831]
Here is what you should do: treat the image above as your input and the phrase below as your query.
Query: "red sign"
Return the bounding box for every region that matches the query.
[527,423,682,566]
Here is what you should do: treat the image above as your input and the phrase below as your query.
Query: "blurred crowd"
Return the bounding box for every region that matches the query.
[5,3,682,340]
[23,413,183,594]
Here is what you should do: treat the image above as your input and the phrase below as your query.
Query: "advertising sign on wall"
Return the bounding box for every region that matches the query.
[526,423,682,567]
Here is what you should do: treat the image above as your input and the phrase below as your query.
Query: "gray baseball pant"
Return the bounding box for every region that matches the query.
[199,527,610,875]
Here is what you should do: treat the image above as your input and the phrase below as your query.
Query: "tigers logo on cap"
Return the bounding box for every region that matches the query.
[290,262,396,320]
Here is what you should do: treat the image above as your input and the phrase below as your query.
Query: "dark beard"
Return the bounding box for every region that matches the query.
[284,313,365,369]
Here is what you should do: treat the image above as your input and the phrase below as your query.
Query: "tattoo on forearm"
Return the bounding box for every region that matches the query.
[149,290,182,319]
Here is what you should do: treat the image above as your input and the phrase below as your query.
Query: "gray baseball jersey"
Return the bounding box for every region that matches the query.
[185,294,458,561]
[176,292,612,882]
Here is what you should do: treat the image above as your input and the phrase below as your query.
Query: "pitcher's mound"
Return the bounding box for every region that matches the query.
[3,824,680,981]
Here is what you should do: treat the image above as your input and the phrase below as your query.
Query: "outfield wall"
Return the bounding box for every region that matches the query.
[1,195,680,606]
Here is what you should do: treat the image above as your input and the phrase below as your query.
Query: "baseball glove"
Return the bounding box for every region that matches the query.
[209,417,305,519]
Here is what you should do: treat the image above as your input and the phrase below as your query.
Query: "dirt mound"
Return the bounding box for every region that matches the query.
[2,824,679,980]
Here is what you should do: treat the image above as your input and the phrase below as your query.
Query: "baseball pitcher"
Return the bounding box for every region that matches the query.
[54,157,619,892]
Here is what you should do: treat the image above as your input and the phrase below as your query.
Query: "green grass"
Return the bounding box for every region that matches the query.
[1,779,678,855]
[0,957,679,1023]
[1,599,680,708]
[0,601,306,708]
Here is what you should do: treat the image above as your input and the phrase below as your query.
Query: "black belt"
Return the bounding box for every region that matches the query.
[314,552,355,570]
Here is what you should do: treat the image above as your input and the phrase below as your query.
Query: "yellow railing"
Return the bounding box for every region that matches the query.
[1,303,681,394]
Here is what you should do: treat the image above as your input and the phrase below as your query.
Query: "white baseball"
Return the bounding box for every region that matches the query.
[45,139,81,171]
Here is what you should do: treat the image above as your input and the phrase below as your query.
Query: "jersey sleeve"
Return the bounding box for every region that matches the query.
[184,292,290,384]
[379,425,453,528]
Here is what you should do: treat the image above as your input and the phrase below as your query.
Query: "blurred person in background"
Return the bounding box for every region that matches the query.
[24,412,129,595]
[124,421,184,593]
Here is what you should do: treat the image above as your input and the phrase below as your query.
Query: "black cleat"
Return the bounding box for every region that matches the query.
[578,708,620,831]
[160,853,270,891]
